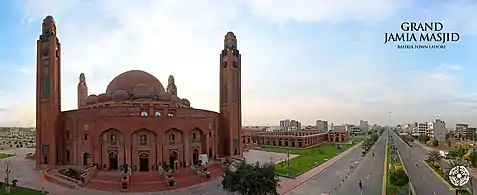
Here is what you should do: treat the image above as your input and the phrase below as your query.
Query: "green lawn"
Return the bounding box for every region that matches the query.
[0,153,15,159]
[424,160,471,195]
[259,139,360,178]
[0,182,47,195]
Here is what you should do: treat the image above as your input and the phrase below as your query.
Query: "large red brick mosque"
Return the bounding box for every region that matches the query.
[36,15,243,172]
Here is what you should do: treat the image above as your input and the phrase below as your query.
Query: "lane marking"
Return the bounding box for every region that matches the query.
[361,190,363,195]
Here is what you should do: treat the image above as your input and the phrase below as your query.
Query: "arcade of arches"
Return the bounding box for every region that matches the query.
[69,128,210,172]
[241,131,349,149]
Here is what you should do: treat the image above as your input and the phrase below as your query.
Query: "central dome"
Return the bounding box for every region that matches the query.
[106,70,165,95]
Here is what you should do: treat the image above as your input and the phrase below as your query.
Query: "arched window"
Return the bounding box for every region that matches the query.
[154,111,162,116]
[141,111,148,116]
[140,134,147,145]
[110,134,117,145]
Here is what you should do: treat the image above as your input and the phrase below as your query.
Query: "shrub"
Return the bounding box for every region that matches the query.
[432,139,439,147]
[390,169,409,187]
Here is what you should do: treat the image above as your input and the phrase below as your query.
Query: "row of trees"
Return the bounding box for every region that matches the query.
[388,135,410,195]
[361,133,379,155]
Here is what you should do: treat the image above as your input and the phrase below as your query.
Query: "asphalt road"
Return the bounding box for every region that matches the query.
[413,141,477,194]
[332,131,387,195]
[286,142,364,195]
[391,131,453,195]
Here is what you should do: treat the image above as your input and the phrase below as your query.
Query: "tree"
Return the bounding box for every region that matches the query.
[390,169,409,186]
[469,151,477,166]
[432,139,439,147]
[428,151,441,167]
[222,161,279,195]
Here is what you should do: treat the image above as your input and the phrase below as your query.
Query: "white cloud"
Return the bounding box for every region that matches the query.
[246,0,410,24]
[438,63,462,71]
[2,0,476,127]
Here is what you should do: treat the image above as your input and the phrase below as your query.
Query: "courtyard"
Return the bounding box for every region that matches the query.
[256,137,364,178]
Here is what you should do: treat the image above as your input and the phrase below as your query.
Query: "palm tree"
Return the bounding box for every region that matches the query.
[444,159,466,178]
[428,151,441,167]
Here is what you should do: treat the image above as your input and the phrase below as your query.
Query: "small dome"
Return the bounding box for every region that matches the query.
[85,95,98,105]
[113,90,130,101]
[97,93,112,102]
[181,98,190,107]
[158,92,173,102]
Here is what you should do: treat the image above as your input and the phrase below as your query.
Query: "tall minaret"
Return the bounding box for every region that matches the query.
[77,73,88,108]
[36,15,62,168]
[219,32,242,156]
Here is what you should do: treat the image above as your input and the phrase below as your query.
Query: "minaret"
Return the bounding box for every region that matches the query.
[219,32,242,156]
[36,15,62,168]
[167,75,177,96]
[77,73,88,108]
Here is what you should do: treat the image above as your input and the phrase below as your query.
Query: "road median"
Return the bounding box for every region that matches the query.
[396,150,416,195]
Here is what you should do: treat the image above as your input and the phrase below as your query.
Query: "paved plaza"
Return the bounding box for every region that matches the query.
[0,148,304,195]
[244,149,298,165]
[0,145,366,195]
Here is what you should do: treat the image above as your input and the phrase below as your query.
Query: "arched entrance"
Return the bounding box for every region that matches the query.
[109,151,118,170]
[192,149,199,165]
[139,152,149,171]
[83,153,91,166]
[169,151,178,170]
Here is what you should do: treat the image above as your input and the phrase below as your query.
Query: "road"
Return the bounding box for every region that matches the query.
[391,131,453,195]
[413,141,477,194]
[332,131,386,195]
[287,132,386,195]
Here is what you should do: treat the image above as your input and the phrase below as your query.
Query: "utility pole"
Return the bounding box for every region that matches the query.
[4,160,11,194]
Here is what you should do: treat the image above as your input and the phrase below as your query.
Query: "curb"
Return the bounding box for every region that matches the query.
[280,142,363,195]
[396,150,417,195]
[422,160,456,192]
[382,139,388,195]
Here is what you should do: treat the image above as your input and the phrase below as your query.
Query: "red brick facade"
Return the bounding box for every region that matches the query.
[35,16,243,171]
[241,130,349,149]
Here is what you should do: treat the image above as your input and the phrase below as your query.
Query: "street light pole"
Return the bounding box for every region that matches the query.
[287,150,290,167]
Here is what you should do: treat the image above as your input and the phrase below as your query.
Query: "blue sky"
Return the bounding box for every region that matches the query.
[1,0,477,127]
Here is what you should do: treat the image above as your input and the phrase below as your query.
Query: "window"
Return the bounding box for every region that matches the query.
[84,134,88,141]
[65,131,70,139]
[169,134,175,144]
[154,111,162,116]
[66,150,71,162]
[140,134,147,145]
[141,111,148,116]
[110,134,117,145]
[209,132,212,137]
[192,133,196,139]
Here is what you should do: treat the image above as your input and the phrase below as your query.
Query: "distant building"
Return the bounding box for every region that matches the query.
[315,120,328,132]
[279,119,301,131]
[433,119,446,142]
[456,124,472,137]
[359,120,369,134]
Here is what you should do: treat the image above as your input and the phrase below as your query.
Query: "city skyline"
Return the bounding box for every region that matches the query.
[1,1,477,127]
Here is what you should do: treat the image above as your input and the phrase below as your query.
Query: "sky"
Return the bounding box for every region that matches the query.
[1,0,477,127]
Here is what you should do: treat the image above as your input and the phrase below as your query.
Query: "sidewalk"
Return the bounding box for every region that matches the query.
[278,142,362,195]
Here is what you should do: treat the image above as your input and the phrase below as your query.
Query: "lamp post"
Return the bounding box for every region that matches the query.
[287,150,290,167]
